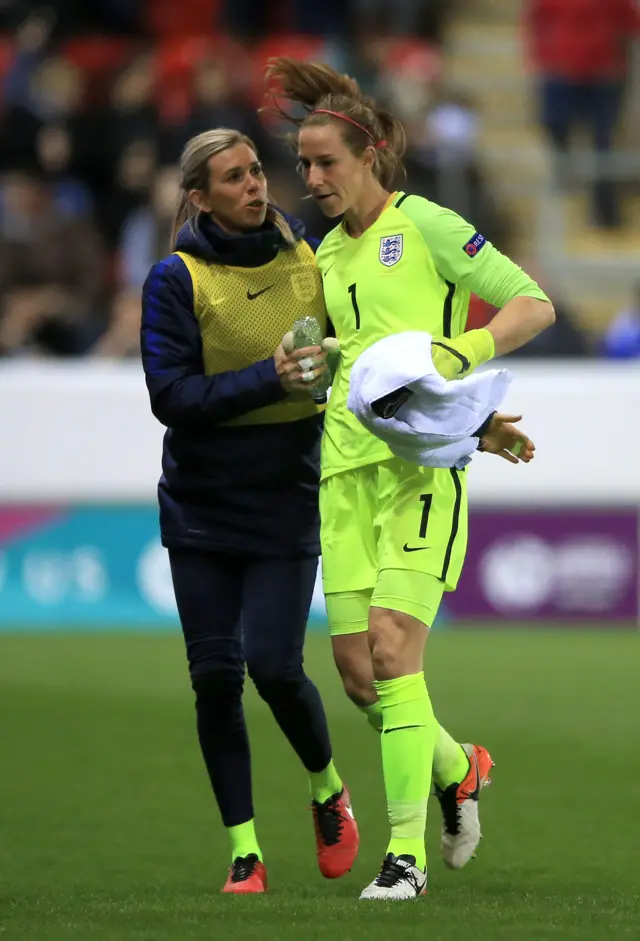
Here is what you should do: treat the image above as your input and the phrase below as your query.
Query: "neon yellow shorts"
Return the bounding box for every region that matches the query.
[320,458,468,634]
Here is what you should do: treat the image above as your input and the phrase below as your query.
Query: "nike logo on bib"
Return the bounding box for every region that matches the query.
[247,285,274,300]
[403,544,429,553]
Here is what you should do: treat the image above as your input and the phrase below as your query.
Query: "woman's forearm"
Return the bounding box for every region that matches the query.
[486,295,555,357]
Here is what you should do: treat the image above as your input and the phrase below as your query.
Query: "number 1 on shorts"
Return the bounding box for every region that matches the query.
[419,493,432,539]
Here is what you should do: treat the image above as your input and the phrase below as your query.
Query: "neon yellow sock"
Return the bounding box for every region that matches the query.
[374,672,436,871]
[227,819,262,863]
[359,700,383,732]
[309,759,343,804]
[433,726,469,790]
[364,704,468,789]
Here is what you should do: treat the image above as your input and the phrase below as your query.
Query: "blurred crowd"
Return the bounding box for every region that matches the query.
[0,1,637,361]
[524,0,639,231]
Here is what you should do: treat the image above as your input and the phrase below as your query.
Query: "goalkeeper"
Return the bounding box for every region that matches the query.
[266,57,555,901]
[140,128,358,894]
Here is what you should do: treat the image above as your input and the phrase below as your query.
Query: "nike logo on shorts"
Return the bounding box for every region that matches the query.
[403,544,429,553]
[247,285,274,300]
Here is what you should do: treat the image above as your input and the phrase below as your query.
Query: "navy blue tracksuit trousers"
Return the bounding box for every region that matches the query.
[169,548,332,827]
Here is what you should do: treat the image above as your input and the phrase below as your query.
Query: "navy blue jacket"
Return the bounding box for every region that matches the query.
[140,213,323,558]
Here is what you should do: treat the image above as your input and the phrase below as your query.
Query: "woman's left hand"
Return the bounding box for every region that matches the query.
[478,413,535,464]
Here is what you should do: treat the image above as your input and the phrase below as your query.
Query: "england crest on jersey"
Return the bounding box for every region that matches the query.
[379,234,403,267]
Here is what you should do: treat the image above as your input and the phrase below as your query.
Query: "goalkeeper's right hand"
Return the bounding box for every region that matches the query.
[282,332,341,383]
[282,332,340,356]
[273,340,326,394]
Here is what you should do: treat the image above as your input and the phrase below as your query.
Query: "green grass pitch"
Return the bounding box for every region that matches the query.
[0,628,638,940]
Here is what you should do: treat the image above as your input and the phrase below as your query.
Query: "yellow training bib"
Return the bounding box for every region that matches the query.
[176,240,327,426]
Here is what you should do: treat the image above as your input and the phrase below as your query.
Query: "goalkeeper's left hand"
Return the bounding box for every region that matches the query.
[431,328,495,381]
[478,413,535,464]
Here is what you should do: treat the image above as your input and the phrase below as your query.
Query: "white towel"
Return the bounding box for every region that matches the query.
[347,331,513,468]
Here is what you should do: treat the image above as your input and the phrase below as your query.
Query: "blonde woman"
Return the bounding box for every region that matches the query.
[140,129,358,894]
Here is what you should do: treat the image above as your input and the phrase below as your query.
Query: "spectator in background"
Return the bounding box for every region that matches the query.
[35,123,95,220]
[117,165,179,290]
[220,0,271,42]
[290,0,348,37]
[106,54,159,169]
[2,54,82,173]
[349,0,450,40]
[3,47,109,203]
[0,173,107,356]
[104,137,158,247]
[599,283,640,358]
[167,58,273,166]
[523,0,640,229]
[92,167,181,359]
[2,8,54,113]
[90,288,142,358]
[402,86,512,251]
[0,0,142,37]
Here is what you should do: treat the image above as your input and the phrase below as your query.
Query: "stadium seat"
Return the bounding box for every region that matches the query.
[381,39,442,83]
[61,37,131,75]
[251,35,328,105]
[0,35,14,87]
[145,0,221,37]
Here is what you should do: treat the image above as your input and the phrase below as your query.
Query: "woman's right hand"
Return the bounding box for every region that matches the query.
[273,343,328,394]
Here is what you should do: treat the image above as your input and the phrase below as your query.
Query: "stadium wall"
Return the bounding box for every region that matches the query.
[1,362,638,628]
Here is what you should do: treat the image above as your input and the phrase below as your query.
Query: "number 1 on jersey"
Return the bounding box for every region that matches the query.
[348,283,361,330]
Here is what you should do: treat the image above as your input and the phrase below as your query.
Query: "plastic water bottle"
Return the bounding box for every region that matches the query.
[291,316,332,405]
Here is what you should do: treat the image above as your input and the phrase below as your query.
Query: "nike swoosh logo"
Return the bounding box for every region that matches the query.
[322,264,334,277]
[384,724,424,734]
[403,544,429,553]
[247,285,274,300]
[466,753,482,801]
[431,340,470,375]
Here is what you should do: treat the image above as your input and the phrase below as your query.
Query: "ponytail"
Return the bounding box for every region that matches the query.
[263,57,406,189]
[170,191,192,249]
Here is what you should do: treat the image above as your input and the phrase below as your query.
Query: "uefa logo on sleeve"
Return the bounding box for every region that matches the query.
[463,232,486,257]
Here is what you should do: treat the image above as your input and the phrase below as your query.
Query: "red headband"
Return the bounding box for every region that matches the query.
[310,109,388,149]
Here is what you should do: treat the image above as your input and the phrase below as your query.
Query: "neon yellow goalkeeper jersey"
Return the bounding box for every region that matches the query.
[316,192,550,480]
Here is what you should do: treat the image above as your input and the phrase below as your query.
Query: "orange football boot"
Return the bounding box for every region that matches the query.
[312,785,359,879]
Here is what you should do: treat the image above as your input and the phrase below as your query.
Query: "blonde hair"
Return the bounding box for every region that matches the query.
[171,128,295,247]
[263,58,406,190]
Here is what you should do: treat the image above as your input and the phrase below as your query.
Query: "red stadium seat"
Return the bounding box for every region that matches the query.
[0,34,14,84]
[61,36,131,75]
[156,36,215,78]
[155,33,251,92]
[251,35,328,106]
[381,39,442,84]
[145,0,221,37]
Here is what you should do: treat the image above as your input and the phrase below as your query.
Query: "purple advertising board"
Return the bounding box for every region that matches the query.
[447,510,639,623]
